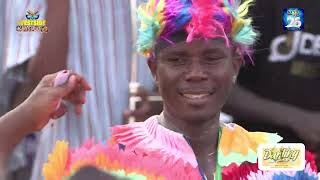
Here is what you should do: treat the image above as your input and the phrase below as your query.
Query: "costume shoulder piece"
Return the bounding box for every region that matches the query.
[43,116,202,180]
[222,151,319,179]
[219,123,319,180]
[218,123,283,167]
[43,117,319,180]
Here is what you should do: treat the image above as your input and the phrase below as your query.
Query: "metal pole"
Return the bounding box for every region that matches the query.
[128,0,140,123]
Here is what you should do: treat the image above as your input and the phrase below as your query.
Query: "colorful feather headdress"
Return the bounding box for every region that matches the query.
[137,0,259,60]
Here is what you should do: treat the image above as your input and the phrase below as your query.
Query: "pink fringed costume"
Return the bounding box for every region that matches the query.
[43,115,319,180]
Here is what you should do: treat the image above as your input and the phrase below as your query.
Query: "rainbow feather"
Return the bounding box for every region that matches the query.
[42,141,69,180]
[223,0,238,17]
[137,0,259,60]
[225,0,258,43]
[186,0,231,45]
[137,0,166,57]
[161,0,192,36]
[43,117,202,180]
[247,163,319,180]
[234,24,257,45]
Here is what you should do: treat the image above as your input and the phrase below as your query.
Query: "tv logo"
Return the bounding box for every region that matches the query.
[283,8,304,31]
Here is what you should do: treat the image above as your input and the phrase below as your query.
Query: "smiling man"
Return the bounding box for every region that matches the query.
[146,35,242,179]
[152,36,238,122]
[42,0,319,180]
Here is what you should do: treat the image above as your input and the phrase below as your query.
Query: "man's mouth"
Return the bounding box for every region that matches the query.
[181,93,210,99]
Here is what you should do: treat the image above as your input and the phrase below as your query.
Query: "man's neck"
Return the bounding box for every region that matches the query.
[159,109,220,146]
[159,109,220,179]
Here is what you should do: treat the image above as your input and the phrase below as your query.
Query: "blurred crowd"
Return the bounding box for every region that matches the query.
[0,0,319,179]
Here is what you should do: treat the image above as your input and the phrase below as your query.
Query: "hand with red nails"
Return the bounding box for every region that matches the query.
[0,70,91,173]
[22,70,91,131]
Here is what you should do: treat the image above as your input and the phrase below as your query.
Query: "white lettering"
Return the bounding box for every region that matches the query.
[313,35,320,56]
[269,32,320,63]
[299,32,314,56]
[269,31,301,62]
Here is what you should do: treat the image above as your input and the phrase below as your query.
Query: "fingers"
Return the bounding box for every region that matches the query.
[56,73,87,116]
[50,70,91,100]
[61,73,91,97]
[64,82,86,102]
[136,87,149,101]
[76,75,91,91]
[50,103,68,119]
[51,101,82,119]
[39,71,62,87]
[37,70,91,116]
[74,104,83,115]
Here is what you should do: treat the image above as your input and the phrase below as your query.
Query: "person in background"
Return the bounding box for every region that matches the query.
[224,0,320,166]
[1,0,43,177]
[0,0,5,71]
[0,59,37,180]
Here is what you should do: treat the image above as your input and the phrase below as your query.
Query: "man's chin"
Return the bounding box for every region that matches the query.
[179,112,219,124]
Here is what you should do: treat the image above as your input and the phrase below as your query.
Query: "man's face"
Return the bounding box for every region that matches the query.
[149,38,241,123]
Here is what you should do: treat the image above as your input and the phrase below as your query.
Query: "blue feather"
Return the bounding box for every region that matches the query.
[223,0,237,17]
[234,25,257,45]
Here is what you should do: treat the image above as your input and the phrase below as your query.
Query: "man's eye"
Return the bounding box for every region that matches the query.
[167,57,180,61]
[204,56,224,63]
[206,56,223,60]
[165,57,186,64]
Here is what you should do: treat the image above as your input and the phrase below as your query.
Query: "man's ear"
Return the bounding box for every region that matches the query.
[232,57,242,77]
[231,50,243,77]
[147,59,158,83]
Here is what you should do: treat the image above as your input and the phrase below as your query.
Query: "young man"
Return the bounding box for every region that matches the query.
[42,0,319,180]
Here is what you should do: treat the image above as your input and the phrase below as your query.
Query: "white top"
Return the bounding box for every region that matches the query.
[2,0,46,71]
[0,0,6,71]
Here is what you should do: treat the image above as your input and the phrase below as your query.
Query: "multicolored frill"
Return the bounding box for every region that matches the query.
[42,115,319,180]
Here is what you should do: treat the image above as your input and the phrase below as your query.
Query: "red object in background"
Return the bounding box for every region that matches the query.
[222,162,259,179]
[306,150,318,172]
[222,150,319,179]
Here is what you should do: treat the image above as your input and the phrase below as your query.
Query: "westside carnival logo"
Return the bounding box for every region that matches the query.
[258,143,305,171]
[283,8,304,31]
[16,10,48,33]
[26,10,40,20]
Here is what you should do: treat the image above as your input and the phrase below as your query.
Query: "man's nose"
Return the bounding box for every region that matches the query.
[184,62,208,82]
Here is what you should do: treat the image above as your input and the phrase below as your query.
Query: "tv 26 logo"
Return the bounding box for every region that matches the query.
[283,8,304,31]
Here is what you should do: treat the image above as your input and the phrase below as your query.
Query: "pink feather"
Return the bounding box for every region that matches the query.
[111,116,198,168]
[186,0,230,45]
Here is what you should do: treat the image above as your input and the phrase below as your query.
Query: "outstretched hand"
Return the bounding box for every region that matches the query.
[21,70,91,131]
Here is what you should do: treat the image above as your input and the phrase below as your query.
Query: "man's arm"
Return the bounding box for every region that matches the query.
[224,84,320,146]
[27,0,69,83]
[0,160,5,180]
[225,85,301,126]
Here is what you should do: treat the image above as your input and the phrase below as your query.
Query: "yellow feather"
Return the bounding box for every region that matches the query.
[237,0,254,17]
[231,19,244,37]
